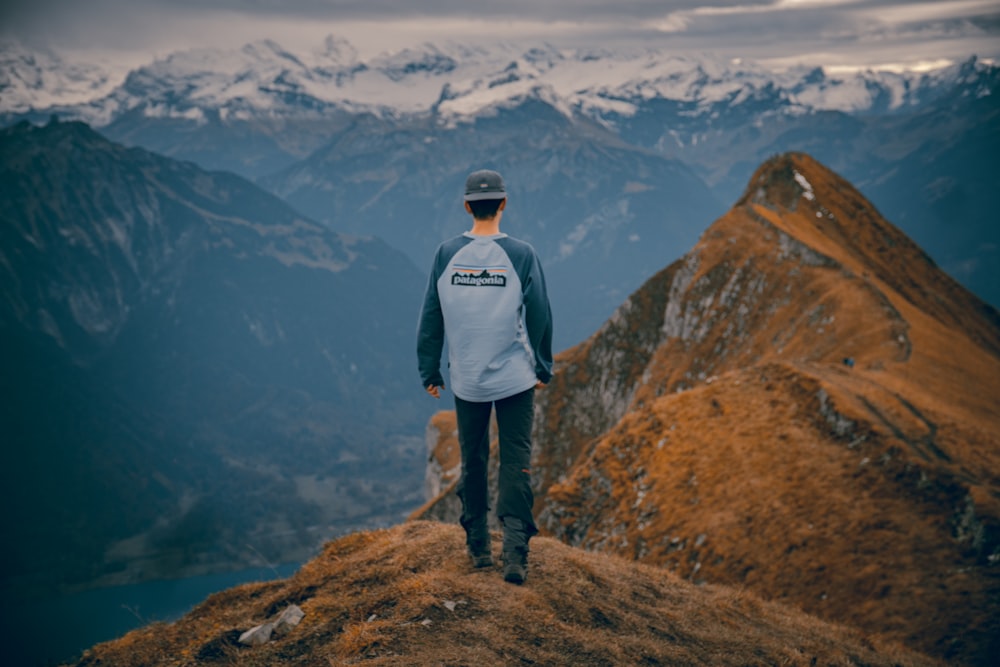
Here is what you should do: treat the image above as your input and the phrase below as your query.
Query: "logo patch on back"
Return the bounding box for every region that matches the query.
[451,266,507,287]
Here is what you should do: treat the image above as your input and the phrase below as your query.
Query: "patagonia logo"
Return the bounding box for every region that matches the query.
[451,266,507,287]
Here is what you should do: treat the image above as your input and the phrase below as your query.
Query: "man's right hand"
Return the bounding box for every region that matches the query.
[426,384,443,399]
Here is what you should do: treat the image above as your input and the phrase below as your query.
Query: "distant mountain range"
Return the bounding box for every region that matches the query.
[0,119,434,596]
[3,37,986,130]
[2,38,997,347]
[419,154,1000,665]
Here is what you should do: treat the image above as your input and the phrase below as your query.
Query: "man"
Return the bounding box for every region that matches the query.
[417,169,553,585]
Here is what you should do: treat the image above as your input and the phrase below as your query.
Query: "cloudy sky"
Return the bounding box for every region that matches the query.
[3,0,998,71]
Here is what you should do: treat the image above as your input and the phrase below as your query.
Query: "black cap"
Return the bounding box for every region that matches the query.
[464,169,506,201]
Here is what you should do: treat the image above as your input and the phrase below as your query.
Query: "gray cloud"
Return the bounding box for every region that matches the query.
[1,0,753,23]
[2,0,997,69]
[76,0,753,21]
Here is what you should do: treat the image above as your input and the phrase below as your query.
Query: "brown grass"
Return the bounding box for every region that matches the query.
[71,521,939,666]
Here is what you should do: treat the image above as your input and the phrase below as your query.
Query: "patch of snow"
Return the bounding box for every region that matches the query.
[793,170,816,201]
[142,104,207,124]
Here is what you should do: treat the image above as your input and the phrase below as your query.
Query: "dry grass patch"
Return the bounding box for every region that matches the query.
[72,521,938,666]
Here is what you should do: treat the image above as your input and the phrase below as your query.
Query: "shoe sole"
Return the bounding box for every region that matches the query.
[503,569,525,584]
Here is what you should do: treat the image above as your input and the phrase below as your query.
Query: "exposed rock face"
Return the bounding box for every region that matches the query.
[416,153,1000,665]
[423,412,461,501]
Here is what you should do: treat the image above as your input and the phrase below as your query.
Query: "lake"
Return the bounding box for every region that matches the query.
[4,562,301,666]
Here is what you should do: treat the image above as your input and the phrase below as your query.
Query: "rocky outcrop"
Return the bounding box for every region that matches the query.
[238,604,305,646]
[423,412,461,501]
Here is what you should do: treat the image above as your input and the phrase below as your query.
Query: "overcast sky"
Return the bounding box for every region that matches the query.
[3,0,998,71]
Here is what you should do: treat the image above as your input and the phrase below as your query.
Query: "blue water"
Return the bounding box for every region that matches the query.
[4,563,300,666]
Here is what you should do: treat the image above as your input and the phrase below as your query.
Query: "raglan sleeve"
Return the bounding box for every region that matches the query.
[522,248,554,384]
[416,247,446,389]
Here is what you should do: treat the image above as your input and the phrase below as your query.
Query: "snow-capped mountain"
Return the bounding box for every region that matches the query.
[2,36,992,127]
[0,40,132,115]
[2,37,997,327]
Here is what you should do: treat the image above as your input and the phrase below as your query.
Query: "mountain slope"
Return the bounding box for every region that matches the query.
[263,105,723,348]
[0,119,432,596]
[70,521,938,667]
[418,153,1000,665]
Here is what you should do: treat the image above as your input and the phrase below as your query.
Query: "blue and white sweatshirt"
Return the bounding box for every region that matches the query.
[417,232,553,403]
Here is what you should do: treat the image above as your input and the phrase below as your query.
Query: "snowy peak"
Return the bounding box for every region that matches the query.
[239,38,305,66]
[1,38,995,126]
[370,44,459,82]
[313,34,359,66]
[0,41,129,114]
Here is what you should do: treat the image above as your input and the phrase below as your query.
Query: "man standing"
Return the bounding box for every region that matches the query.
[417,169,553,585]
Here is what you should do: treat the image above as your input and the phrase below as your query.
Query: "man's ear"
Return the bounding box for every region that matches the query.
[498,198,507,211]
[464,201,473,214]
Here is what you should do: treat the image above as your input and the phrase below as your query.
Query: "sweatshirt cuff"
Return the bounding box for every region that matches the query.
[422,372,445,388]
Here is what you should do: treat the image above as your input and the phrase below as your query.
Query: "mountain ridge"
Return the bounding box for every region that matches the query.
[68,520,940,667]
[738,153,1000,357]
[418,153,1000,665]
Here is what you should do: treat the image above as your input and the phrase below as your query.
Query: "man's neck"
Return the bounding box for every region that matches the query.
[469,217,501,236]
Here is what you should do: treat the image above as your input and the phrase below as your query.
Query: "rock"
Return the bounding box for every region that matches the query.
[238,605,305,646]
[273,604,305,636]
[238,623,274,646]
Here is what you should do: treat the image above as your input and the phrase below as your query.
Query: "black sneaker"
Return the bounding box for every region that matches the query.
[467,534,493,568]
[503,548,527,584]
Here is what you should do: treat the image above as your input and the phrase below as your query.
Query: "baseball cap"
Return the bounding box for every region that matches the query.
[464,169,507,201]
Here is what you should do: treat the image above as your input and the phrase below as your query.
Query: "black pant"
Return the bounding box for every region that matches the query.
[454,387,539,549]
